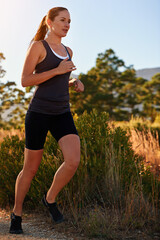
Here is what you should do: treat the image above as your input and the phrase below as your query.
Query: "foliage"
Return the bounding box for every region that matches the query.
[143,73,160,122]
[0,52,35,128]
[69,49,153,121]
[0,135,25,206]
[0,49,160,237]
[0,110,160,237]
[1,50,160,126]
[0,53,6,79]
[0,110,159,209]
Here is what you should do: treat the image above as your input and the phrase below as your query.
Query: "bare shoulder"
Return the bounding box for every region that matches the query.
[66,46,73,58]
[28,41,44,53]
[26,41,46,65]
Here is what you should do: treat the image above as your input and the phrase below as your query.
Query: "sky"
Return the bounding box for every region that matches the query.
[0,0,160,89]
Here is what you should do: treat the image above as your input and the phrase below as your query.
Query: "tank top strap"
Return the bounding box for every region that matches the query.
[41,40,51,52]
[62,44,71,60]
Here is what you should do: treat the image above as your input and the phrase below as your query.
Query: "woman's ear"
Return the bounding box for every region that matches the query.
[46,18,52,28]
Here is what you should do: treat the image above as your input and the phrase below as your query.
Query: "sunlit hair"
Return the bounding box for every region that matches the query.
[31,7,68,43]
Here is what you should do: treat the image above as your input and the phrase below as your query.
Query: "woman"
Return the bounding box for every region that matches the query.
[9,7,84,234]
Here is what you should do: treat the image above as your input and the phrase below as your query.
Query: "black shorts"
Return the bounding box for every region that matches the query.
[25,111,79,150]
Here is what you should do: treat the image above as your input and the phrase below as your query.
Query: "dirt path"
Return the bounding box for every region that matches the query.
[0,209,82,240]
[1,209,159,240]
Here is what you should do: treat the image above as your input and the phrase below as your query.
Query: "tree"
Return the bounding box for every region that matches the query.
[118,69,148,118]
[70,49,125,118]
[70,49,147,120]
[0,53,6,78]
[142,73,160,121]
[0,53,28,128]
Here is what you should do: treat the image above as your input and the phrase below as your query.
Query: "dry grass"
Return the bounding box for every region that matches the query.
[1,121,160,172]
[109,116,160,178]
[129,128,160,178]
[0,128,25,143]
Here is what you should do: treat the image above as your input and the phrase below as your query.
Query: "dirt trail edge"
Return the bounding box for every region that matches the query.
[0,209,80,240]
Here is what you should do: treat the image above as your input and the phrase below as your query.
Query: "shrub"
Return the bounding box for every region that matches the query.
[0,135,25,207]
[0,110,159,236]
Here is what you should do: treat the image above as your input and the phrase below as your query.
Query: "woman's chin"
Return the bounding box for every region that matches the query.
[62,33,67,37]
[61,31,68,37]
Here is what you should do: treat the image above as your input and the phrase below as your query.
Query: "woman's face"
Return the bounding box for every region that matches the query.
[48,10,71,37]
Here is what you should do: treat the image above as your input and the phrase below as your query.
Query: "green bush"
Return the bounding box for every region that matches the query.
[0,109,159,213]
[0,135,25,206]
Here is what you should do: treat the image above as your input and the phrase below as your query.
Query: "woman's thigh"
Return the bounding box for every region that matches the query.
[25,111,49,150]
[22,148,44,175]
[58,134,81,165]
[49,111,79,143]
[24,111,49,175]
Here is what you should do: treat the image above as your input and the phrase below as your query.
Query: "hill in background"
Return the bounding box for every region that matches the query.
[136,67,160,80]
[71,67,160,81]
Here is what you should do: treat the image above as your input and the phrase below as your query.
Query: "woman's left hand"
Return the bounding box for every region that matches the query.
[69,78,84,92]
[73,79,84,92]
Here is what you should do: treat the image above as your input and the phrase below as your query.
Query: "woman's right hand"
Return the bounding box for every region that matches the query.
[21,41,76,87]
[56,58,77,75]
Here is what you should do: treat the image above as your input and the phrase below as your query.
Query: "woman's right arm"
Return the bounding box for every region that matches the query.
[21,41,76,87]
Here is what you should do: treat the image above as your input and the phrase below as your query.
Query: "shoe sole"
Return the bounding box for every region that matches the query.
[9,229,23,234]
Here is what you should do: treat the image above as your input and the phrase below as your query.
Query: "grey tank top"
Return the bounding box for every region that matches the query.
[28,40,71,115]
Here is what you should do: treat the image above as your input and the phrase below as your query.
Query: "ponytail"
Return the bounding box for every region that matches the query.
[30,15,48,44]
[30,7,68,45]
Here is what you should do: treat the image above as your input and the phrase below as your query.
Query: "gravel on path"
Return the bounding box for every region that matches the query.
[0,209,79,240]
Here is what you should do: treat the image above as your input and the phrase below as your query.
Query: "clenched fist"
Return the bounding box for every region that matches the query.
[56,58,77,75]
[69,78,84,92]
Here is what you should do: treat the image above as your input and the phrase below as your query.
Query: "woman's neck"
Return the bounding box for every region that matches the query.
[46,32,62,45]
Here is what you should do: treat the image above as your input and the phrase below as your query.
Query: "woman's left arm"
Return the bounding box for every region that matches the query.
[69,78,84,92]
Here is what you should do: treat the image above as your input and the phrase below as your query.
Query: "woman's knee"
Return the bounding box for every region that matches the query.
[21,167,38,179]
[22,148,43,178]
[65,155,80,171]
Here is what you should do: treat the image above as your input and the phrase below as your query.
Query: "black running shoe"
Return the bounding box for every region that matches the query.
[9,212,23,234]
[42,193,64,224]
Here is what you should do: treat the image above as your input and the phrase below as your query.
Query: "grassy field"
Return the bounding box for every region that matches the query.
[0,111,160,239]
[110,115,160,180]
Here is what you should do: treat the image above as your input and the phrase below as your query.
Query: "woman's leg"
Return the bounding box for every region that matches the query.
[13,148,43,216]
[46,134,80,203]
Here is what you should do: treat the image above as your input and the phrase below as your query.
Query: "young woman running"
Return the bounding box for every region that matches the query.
[9,7,84,234]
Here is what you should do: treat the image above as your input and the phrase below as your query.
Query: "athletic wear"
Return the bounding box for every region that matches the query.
[25,110,78,150]
[42,193,64,224]
[28,40,71,115]
[9,213,23,234]
[50,47,69,59]
[25,40,79,150]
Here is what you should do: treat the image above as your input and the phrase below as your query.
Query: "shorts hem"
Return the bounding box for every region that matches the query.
[25,146,44,151]
[56,132,79,142]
